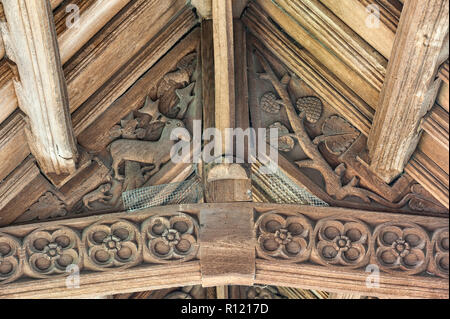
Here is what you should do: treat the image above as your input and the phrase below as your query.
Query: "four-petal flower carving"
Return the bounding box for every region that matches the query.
[141,214,198,262]
[84,220,141,270]
[314,218,370,268]
[374,223,429,275]
[256,212,312,262]
[24,227,81,276]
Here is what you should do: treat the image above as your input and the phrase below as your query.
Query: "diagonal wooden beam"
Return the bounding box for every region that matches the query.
[367,0,449,183]
[0,0,78,175]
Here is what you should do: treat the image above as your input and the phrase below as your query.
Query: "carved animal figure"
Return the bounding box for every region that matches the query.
[109,119,189,181]
[83,184,113,210]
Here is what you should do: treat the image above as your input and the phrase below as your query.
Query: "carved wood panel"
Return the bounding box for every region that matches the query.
[246,36,447,216]
[1,33,201,226]
[0,203,447,298]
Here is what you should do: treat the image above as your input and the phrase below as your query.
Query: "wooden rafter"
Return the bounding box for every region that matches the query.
[368,0,449,183]
[0,0,78,175]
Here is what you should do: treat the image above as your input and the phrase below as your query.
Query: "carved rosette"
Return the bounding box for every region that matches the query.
[373,222,430,275]
[23,227,82,277]
[313,218,370,268]
[256,212,312,262]
[430,228,448,278]
[141,213,199,263]
[0,233,22,284]
[83,220,142,270]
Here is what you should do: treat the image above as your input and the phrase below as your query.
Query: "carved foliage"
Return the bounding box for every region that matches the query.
[0,213,199,285]
[253,51,446,214]
[255,211,448,278]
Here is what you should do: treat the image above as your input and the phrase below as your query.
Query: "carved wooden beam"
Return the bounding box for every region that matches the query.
[0,203,447,298]
[0,0,78,175]
[367,0,449,183]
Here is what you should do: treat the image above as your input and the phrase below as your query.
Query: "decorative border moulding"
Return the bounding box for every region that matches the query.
[0,203,447,299]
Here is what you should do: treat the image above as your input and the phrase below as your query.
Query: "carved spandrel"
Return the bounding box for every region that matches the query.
[8,52,200,224]
[249,46,447,216]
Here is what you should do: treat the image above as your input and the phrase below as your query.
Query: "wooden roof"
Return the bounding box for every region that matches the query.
[0,0,448,299]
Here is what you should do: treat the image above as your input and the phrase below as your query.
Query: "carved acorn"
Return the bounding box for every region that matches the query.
[260,92,283,114]
[296,96,323,124]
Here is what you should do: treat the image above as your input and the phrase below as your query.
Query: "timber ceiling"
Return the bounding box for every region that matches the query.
[0,0,448,299]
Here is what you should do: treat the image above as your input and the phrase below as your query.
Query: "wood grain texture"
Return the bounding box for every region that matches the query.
[368,0,449,183]
[422,104,449,151]
[321,0,397,59]
[1,0,78,175]
[58,0,131,65]
[405,151,449,208]
[64,0,187,114]
[256,0,380,110]
[72,6,197,137]
[243,3,373,136]
[201,20,215,134]
[212,0,236,154]
[0,59,17,124]
[0,110,30,182]
[0,157,51,227]
[200,207,255,286]
[273,0,387,92]
[0,203,447,298]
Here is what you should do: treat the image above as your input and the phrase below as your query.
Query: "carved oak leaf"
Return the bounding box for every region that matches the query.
[260,92,283,114]
[296,96,323,124]
[267,122,295,152]
[313,115,360,155]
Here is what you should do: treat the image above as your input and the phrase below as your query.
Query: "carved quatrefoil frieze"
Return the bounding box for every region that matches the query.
[0,212,199,285]
[314,217,370,268]
[255,211,446,278]
[431,228,449,278]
